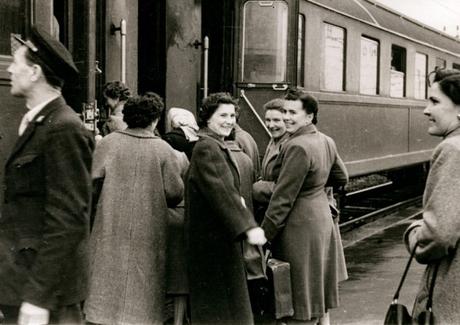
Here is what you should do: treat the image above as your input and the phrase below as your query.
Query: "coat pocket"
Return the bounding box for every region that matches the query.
[14,238,40,269]
[11,153,44,195]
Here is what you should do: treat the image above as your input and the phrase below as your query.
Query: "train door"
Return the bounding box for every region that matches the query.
[201,0,235,95]
[234,0,298,152]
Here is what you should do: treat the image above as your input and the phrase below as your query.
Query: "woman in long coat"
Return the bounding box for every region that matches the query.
[84,94,184,325]
[186,92,266,325]
[404,69,460,324]
[262,89,348,325]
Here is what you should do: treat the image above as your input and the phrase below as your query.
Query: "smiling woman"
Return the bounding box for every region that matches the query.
[404,68,460,323]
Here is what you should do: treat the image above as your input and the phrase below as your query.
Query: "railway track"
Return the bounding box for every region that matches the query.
[339,180,424,233]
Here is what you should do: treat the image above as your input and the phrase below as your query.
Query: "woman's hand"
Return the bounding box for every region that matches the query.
[246,227,267,245]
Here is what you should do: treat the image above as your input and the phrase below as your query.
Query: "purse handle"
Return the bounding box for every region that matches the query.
[392,245,440,309]
[392,245,417,303]
[426,262,439,311]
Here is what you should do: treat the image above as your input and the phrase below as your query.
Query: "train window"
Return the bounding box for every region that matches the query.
[360,36,379,95]
[241,1,288,83]
[453,63,460,70]
[390,45,406,97]
[435,58,446,71]
[322,23,346,91]
[297,14,305,87]
[414,52,428,99]
[0,1,25,55]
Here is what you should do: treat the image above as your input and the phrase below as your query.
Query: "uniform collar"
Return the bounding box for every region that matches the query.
[23,94,60,125]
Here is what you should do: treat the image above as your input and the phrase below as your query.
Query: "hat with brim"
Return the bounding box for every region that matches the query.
[13,26,79,83]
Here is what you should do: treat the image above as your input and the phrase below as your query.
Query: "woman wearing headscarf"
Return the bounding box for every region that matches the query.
[84,93,184,325]
[261,89,348,325]
[186,92,266,325]
[163,107,199,160]
[404,69,460,324]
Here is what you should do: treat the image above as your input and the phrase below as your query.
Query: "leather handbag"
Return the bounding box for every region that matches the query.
[384,246,439,325]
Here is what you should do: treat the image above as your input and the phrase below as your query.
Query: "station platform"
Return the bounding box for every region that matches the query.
[331,213,425,324]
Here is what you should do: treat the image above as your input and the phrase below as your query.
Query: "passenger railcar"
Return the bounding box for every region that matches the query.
[1,0,460,202]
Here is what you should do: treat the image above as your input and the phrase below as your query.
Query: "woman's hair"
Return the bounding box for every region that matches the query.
[198,92,239,128]
[103,81,131,101]
[122,92,164,128]
[284,88,319,124]
[428,69,460,105]
[263,98,285,113]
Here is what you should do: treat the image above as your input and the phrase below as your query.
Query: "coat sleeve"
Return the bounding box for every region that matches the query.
[261,144,309,241]
[404,143,460,264]
[22,125,94,309]
[192,141,257,240]
[161,147,185,208]
[326,138,348,188]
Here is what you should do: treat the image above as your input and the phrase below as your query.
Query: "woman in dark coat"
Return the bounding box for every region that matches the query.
[186,92,266,325]
[261,89,348,325]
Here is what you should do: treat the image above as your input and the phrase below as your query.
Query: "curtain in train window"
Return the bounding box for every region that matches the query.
[414,53,427,99]
[241,1,288,83]
[0,1,25,55]
[322,23,345,91]
[360,37,379,95]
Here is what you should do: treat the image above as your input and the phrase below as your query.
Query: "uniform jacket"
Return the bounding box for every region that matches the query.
[261,124,348,320]
[186,128,257,325]
[404,128,460,324]
[84,129,184,324]
[0,96,94,309]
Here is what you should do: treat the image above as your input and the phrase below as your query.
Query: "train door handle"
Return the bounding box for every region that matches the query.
[272,84,288,91]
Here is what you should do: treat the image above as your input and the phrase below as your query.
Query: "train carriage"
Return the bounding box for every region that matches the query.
[2,0,460,200]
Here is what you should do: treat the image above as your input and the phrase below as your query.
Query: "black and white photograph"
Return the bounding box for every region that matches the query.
[0,0,460,324]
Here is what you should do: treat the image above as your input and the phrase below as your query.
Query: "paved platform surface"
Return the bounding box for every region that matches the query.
[331,216,425,325]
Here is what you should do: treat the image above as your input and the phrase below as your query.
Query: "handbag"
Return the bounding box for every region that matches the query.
[242,241,267,280]
[384,246,439,325]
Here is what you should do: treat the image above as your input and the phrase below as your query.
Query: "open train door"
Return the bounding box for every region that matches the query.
[234,0,298,153]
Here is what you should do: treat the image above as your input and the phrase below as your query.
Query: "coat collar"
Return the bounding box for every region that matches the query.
[198,127,227,149]
[198,128,241,181]
[117,128,158,138]
[444,126,460,139]
[288,123,317,139]
[6,97,65,165]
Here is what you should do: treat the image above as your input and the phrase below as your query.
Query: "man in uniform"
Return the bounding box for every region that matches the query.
[0,26,94,324]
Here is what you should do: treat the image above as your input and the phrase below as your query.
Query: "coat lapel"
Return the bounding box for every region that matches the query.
[6,97,63,166]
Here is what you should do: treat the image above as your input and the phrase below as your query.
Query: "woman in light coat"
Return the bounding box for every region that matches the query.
[261,89,348,325]
[404,69,460,324]
[85,93,184,325]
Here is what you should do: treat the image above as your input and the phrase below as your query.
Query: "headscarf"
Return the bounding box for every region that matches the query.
[167,107,199,142]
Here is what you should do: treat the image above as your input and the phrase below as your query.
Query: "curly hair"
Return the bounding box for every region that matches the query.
[103,81,131,101]
[263,98,285,113]
[122,92,164,128]
[284,88,319,125]
[198,92,239,128]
